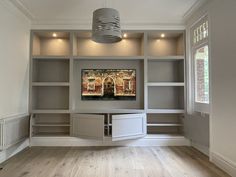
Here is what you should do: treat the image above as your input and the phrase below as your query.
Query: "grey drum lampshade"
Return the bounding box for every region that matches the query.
[92,8,122,43]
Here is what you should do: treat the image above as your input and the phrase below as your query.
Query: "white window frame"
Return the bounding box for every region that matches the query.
[188,15,210,114]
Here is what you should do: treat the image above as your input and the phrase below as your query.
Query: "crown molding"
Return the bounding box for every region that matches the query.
[8,0,34,20]
[183,0,209,22]
[0,0,31,22]
[7,0,186,30]
[31,20,186,30]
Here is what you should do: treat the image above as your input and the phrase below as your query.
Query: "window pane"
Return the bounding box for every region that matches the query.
[194,45,209,103]
[192,19,208,46]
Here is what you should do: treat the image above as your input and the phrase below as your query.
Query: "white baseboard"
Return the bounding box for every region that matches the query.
[191,141,209,156]
[0,139,29,164]
[211,151,236,177]
[31,136,190,147]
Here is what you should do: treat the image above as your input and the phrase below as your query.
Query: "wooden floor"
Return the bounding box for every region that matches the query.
[0,146,231,177]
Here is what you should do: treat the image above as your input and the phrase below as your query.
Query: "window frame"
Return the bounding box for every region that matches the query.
[190,15,210,114]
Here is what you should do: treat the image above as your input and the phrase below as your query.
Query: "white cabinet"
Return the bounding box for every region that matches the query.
[71,114,104,140]
[71,113,146,141]
[112,113,146,141]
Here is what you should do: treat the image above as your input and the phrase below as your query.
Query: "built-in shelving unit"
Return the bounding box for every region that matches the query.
[29,30,186,144]
[30,31,72,137]
[145,31,185,136]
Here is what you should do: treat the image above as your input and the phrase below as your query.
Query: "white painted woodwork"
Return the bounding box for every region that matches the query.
[0,121,3,150]
[148,55,185,61]
[74,109,145,114]
[71,114,104,140]
[32,82,70,86]
[112,113,146,141]
[147,82,185,87]
[147,109,185,114]
[0,114,29,150]
[29,30,186,144]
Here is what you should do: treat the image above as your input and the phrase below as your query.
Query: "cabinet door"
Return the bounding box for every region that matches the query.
[71,114,104,140]
[112,113,146,141]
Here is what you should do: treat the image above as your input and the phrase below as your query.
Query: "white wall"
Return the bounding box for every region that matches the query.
[0,0,30,118]
[186,0,236,175]
[184,0,210,156]
[209,0,236,172]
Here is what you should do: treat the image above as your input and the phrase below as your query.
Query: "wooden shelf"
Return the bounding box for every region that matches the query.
[148,56,185,61]
[73,109,145,114]
[31,110,70,114]
[33,132,70,137]
[147,109,185,114]
[145,133,184,139]
[32,82,70,86]
[32,123,70,127]
[104,124,112,127]
[147,123,182,127]
[32,56,70,59]
[73,56,144,60]
[147,82,185,87]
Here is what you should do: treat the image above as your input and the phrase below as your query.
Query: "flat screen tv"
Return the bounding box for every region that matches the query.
[81,69,136,100]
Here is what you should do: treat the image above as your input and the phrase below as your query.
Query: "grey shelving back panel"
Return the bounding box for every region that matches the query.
[32,59,70,82]
[32,86,69,110]
[72,59,144,110]
[148,86,184,109]
[148,60,184,82]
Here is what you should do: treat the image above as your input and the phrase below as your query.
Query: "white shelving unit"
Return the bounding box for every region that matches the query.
[29,30,187,145]
[145,31,185,136]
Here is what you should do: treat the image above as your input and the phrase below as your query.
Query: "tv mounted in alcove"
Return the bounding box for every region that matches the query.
[81,69,136,100]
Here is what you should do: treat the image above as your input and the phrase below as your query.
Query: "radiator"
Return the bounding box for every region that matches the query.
[0,114,29,150]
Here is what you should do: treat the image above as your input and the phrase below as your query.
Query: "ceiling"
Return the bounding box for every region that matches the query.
[10,0,205,29]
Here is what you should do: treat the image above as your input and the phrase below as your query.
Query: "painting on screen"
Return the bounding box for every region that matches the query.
[81,69,136,100]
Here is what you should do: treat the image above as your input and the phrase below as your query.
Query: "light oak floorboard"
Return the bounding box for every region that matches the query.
[0,147,231,177]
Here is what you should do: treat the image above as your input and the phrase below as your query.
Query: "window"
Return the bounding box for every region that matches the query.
[190,16,210,113]
[194,45,209,104]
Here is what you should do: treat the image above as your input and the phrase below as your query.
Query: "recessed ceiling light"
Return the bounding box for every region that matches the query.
[161,33,165,38]
[52,33,57,37]
[123,33,127,38]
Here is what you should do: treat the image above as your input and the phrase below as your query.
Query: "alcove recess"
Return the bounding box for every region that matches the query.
[29,30,186,139]
[72,31,144,57]
[30,31,71,137]
[32,31,71,56]
[146,31,185,137]
[72,59,144,111]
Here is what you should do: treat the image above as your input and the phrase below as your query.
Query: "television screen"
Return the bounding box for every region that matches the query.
[81,69,136,100]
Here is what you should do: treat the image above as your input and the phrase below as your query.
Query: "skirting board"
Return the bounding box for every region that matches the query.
[191,141,209,156]
[30,136,190,147]
[211,151,236,177]
[0,139,29,164]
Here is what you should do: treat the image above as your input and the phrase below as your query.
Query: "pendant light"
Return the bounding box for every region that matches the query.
[92,0,122,43]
